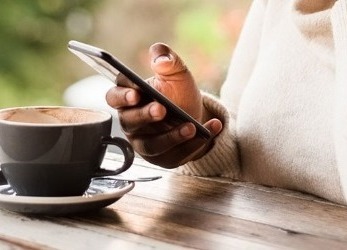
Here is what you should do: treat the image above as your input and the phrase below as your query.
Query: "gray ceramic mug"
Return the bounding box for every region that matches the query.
[0,106,134,197]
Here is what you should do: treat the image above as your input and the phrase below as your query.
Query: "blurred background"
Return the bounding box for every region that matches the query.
[0,0,251,108]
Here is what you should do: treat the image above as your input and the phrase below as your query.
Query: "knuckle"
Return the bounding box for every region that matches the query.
[105,88,116,106]
[138,105,152,121]
[105,87,124,109]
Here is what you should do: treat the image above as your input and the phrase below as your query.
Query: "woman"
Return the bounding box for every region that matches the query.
[106,0,347,204]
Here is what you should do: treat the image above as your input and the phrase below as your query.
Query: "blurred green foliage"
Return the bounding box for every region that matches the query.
[176,6,228,57]
[0,0,250,108]
[174,3,232,93]
[0,0,99,107]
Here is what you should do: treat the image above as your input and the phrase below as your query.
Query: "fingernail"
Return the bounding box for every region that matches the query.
[125,91,135,103]
[180,125,193,137]
[154,55,171,63]
[149,104,161,119]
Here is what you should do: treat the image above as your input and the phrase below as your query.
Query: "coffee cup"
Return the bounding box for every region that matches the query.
[0,106,134,197]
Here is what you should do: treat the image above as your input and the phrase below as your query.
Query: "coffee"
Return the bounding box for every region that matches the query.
[0,107,108,124]
[0,106,134,197]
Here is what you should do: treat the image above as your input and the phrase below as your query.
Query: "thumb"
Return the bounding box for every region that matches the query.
[149,43,187,77]
[204,118,223,137]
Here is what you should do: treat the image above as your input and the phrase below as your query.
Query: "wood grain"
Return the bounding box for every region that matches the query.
[0,153,347,249]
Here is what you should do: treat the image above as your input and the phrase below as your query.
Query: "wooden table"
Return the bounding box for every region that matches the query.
[1,153,347,249]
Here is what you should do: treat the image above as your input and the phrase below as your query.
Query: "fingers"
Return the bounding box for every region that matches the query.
[130,122,197,157]
[106,86,139,109]
[106,84,165,134]
[118,102,166,133]
[129,118,222,158]
[104,42,219,168]
[204,118,223,137]
[106,72,168,134]
[106,73,143,109]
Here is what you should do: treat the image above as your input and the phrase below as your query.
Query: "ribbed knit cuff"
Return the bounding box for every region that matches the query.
[176,92,240,178]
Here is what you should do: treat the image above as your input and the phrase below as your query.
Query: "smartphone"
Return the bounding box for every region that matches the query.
[67,40,212,140]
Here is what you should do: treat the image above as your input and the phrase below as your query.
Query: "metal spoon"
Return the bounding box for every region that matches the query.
[92,175,162,182]
[0,169,161,184]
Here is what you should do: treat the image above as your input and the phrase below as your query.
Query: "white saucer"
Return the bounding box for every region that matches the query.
[0,179,135,215]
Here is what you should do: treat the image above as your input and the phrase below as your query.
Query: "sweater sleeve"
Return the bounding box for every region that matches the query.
[176,92,240,178]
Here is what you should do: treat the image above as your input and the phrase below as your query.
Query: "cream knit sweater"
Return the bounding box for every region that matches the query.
[179,0,347,205]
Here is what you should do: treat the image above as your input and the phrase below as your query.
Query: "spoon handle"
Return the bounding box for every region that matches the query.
[92,175,162,182]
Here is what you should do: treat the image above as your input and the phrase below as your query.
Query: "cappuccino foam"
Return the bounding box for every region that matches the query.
[0,107,109,125]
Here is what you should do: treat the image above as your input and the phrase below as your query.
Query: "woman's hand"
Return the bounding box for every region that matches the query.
[106,43,222,168]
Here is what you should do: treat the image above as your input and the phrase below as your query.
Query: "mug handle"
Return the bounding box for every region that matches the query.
[94,136,135,177]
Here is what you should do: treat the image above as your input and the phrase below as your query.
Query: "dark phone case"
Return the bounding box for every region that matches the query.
[68,40,212,140]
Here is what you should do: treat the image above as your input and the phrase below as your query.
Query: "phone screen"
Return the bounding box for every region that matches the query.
[68,40,212,140]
